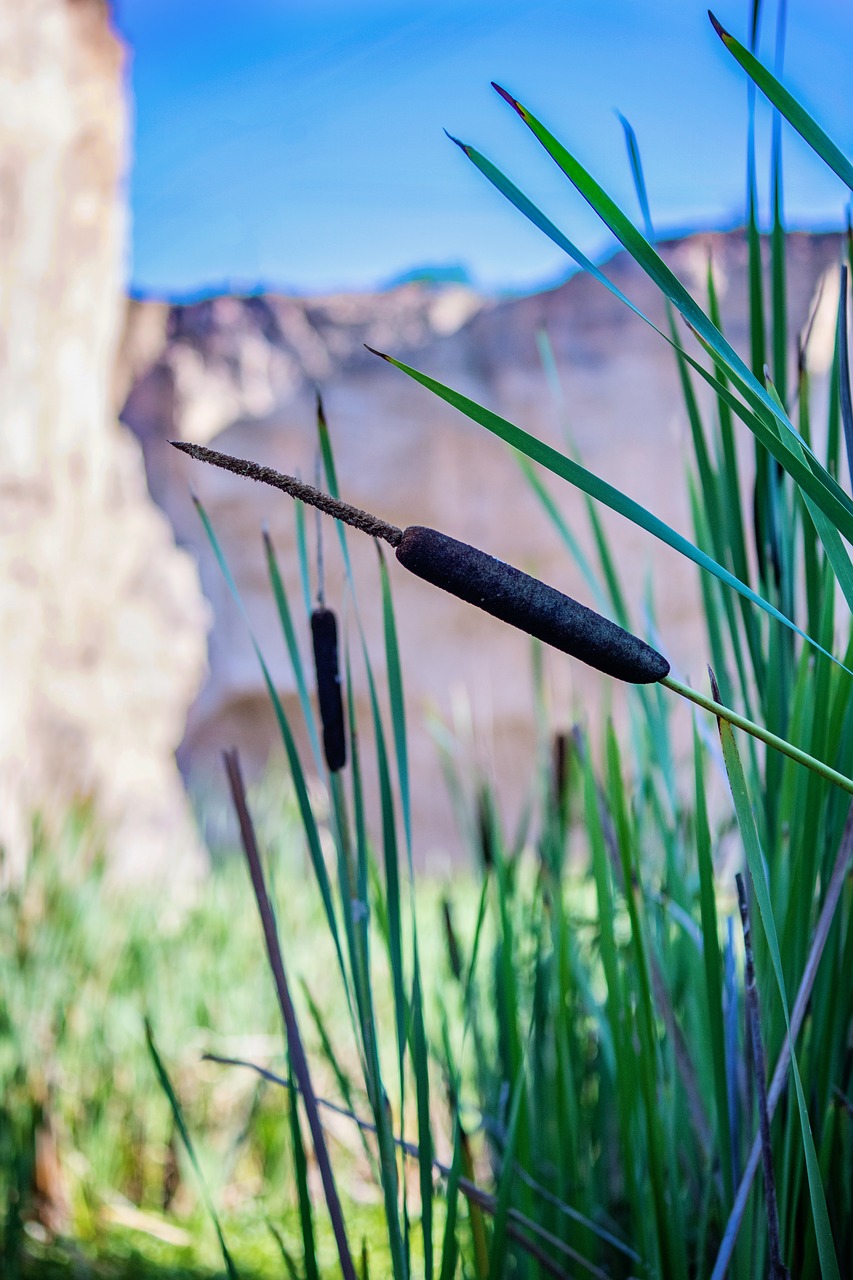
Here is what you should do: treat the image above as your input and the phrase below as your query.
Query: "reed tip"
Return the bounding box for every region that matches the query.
[491,82,523,117]
[708,11,728,40]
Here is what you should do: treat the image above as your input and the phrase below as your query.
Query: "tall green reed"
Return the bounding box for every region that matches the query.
[367,8,851,1276]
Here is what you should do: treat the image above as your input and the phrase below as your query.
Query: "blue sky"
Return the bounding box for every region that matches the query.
[115,0,853,298]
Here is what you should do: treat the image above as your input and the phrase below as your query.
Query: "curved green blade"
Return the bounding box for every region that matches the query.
[145,1020,241,1280]
[710,11,853,192]
[487,83,850,478]
[449,134,853,543]
[369,348,853,676]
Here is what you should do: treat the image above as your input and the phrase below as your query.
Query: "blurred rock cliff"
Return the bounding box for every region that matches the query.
[0,0,208,881]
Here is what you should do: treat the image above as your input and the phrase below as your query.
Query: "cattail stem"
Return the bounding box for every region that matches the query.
[171,440,403,546]
[315,451,326,608]
[661,673,853,796]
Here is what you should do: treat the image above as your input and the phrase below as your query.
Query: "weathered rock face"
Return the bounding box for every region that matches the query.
[0,0,208,881]
[120,232,840,862]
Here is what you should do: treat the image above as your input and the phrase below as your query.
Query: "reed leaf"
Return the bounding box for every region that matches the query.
[710,12,853,191]
[145,1020,240,1280]
[368,349,851,673]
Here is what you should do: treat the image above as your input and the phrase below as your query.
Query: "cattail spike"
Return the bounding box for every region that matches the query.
[173,440,670,685]
[312,607,347,772]
[396,526,670,684]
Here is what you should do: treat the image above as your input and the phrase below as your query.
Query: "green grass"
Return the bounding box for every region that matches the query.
[4,6,853,1277]
[0,801,477,1277]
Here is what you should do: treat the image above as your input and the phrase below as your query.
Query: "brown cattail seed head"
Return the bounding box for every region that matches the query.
[395,526,669,684]
[171,442,670,684]
[311,607,347,772]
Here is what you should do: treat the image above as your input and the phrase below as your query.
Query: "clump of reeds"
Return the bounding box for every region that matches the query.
[154,9,853,1279]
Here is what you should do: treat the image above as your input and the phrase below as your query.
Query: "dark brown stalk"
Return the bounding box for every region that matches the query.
[222,749,357,1280]
[441,899,463,982]
[736,873,790,1280]
[171,440,403,546]
[551,729,571,838]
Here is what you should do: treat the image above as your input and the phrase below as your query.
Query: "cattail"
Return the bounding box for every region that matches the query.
[171,440,670,686]
[172,440,853,799]
[395,525,669,684]
[311,606,347,773]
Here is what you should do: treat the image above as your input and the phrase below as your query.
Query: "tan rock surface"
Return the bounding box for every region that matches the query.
[0,0,208,881]
[120,232,840,863]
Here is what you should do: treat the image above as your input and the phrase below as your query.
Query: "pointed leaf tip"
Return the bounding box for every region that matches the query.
[444,128,469,153]
[707,667,727,746]
[708,665,722,704]
[491,82,523,116]
[708,11,729,40]
[364,344,391,361]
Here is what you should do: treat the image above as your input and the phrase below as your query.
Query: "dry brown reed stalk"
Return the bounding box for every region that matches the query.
[172,440,404,546]
[222,748,357,1280]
